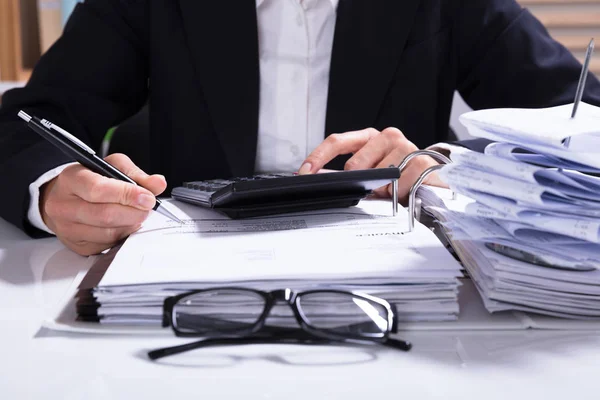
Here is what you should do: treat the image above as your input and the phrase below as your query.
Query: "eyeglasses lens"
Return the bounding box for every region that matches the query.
[173,289,266,335]
[296,292,390,339]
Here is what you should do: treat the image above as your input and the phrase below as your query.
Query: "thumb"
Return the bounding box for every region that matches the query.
[104,153,167,196]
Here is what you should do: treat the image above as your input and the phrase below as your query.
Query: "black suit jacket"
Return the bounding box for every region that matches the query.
[1,0,599,237]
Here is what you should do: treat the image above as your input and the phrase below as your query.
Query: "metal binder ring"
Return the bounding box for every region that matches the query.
[391,150,454,218]
[398,150,454,215]
[397,150,452,173]
[408,164,446,232]
[389,164,400,216]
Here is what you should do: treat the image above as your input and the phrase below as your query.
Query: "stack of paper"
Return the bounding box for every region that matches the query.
[420,102,600,319]
[76,199,464,326]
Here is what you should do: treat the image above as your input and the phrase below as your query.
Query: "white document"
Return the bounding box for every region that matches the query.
[484,142,600,174]
[459,102,600,152]
[495,219,598,246]
[439,164,600,210]
[445,186,600,243]
[436,210,592,247]
[418,186,600,319]
[451,148,600,194]
[46,273,600,334]
[456,186,600,221]
[86,198,464,325]
[419,186,600,246]
[468,201,600,244]
[466,125,600,169]
[98,199,463,288]
[432,207,600,266]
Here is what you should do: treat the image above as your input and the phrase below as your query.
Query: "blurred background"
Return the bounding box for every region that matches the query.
[1,0,599,139]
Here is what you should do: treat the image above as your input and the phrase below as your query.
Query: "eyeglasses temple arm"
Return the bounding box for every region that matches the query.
[147,335,330,361]
[384,338,412,352]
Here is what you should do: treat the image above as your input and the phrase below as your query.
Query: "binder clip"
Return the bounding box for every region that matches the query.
[394,150,453,232]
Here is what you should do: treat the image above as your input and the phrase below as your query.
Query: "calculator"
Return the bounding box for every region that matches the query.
[171,168,401,218]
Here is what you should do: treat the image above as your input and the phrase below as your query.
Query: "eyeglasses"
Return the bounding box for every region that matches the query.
[148,287,412,360]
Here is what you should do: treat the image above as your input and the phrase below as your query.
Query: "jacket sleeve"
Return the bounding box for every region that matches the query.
[0,0,150,237]
[454,0,600,111]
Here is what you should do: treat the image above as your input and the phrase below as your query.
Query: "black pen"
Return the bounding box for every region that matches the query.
[17,110,183,224]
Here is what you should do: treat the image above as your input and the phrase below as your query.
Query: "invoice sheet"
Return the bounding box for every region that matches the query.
[97,199,463,288]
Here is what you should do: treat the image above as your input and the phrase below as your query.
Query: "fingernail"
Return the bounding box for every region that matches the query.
[298,162,312,175]
[137,193,155,209]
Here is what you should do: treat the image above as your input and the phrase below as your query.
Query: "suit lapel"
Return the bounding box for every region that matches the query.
[178,0,259,177]
[325,0,423,137]
[177,0,422,174]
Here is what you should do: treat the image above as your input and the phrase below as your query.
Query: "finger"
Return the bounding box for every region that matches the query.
[65,168,157,210]
[45,198,150,228]
[343,128,407,171]
[299,128,380,174]
[104,153,149,182]
[370,137,420,197]
[105,153,167,196]
[60,221,141,247]
[369,148,413,198]
[424,171,449,189]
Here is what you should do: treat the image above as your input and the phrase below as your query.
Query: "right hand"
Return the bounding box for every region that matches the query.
[40,153,167,256]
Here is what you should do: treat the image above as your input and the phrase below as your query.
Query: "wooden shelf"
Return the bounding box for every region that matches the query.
[0,0,24,82]
[19,68,33,82]
[535,12,600,28]
[553,35,595,51]
[2,2,599,83]
[0,0,43,83]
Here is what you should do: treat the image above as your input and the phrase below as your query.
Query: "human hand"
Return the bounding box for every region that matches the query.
[298,127,447,202]
[40,153,167,256]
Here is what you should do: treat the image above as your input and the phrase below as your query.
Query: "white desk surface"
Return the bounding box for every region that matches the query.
[1,217,599,400]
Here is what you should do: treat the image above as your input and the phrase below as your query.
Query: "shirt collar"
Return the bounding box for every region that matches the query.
[256,0,339,9]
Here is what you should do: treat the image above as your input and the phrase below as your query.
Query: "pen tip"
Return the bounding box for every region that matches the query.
[156,203,184,224]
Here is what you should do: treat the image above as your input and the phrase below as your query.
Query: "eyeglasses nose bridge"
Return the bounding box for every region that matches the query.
[270,288,295,304]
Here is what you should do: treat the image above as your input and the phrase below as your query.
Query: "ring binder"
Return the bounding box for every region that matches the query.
[400,150,454,231]
[389,164,399,216]
[392,150,454,217]
[397,149,452,172]
[408,164,445,231]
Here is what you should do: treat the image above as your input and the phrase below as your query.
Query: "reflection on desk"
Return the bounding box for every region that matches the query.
[1,216,600,400]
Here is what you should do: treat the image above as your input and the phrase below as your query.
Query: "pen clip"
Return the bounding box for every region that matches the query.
[40,118,96,155]
[19,110,96,155]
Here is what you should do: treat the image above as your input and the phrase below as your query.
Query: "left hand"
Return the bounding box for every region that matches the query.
[297,127,447,203]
